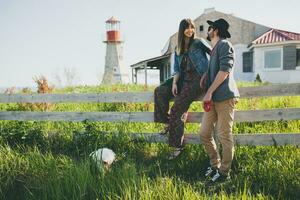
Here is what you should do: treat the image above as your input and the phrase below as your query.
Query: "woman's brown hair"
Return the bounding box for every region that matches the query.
[177,18,195,55]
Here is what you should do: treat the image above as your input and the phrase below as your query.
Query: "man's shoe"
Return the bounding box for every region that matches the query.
[207,170,230,186]
[204,166,218,178]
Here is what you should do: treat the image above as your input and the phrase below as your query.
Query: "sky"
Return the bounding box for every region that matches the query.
[1,0,300,88]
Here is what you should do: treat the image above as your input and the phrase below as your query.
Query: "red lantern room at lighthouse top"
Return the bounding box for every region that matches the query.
[104,16,122,43]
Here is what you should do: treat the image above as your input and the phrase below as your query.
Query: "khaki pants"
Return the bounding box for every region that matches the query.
[199,98,238,176]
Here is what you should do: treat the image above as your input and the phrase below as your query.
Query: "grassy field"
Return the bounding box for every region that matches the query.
[0,83,299,199]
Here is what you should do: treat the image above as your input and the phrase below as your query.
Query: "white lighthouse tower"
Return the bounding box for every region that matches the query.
[102,17,129,84]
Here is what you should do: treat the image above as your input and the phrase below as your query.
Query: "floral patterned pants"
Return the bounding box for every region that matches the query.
[154,76,203,148]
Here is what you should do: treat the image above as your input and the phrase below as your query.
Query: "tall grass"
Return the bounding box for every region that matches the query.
[0,139,299,200]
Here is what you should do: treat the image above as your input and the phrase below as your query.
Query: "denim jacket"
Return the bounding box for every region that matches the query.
[173,38,210,76]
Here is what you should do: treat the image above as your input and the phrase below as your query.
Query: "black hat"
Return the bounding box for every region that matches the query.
[207,18,231,38]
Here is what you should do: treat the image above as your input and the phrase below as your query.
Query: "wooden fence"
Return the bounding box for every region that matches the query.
[0,83,300,146]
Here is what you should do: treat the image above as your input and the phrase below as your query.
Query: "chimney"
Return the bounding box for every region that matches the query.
[204,7,215,14]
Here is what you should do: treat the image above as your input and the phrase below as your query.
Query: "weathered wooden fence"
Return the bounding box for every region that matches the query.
[0,83,300,146]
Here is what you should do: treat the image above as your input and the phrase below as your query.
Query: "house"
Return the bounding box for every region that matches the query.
[130,8,300,84]
[242,29,300,83]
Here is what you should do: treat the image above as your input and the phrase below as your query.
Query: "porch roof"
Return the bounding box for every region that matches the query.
[130,53,171,70]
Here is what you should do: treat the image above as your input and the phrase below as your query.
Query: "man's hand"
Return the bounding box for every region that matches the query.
[202,91,212,112]
[172,83,178,96]
[200,73,207,89]
[203,91,212,103]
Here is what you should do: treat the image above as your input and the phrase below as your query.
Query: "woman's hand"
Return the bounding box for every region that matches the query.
[200,72,207,89]
[172,83,178,96]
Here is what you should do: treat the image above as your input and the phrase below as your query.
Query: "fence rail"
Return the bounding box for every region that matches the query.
[131,133,300,146]
[0,83,299,103]
[1,83,300,146]
[0,108,299,123]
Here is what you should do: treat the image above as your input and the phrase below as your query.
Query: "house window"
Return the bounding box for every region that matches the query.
[297,49,300,66]
[264,49,282,69]
[199,25,204,32]
[243,51,253,72]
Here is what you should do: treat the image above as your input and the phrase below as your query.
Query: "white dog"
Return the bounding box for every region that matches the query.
[89,148,116,170]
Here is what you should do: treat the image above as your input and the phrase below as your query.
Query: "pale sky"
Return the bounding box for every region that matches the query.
[1,0,299,88]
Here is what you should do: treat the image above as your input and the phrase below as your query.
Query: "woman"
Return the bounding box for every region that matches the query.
[154,18,211,160]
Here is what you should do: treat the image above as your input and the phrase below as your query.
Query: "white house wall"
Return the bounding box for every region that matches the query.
[253,45,300,83]
[233,44,255,82]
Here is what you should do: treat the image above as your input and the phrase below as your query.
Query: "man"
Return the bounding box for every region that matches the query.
[199,18,240,184]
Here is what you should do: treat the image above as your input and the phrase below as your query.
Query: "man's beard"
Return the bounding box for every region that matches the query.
[206,33,212,41]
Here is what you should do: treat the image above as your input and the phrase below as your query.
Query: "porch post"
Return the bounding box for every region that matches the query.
[144,63,148,86]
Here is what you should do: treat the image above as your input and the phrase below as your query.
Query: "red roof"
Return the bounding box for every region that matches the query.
[251,29,300,45]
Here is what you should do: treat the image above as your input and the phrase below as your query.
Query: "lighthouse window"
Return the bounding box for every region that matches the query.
[114,68,117,72]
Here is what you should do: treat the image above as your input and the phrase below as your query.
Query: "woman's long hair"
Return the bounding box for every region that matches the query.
[177,18,195,55]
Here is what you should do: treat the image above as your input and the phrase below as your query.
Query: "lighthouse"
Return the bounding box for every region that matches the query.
[102,17,129,84]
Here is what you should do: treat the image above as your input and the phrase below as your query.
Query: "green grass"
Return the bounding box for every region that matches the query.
[0,83,299,199]
[0,139,299,200]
